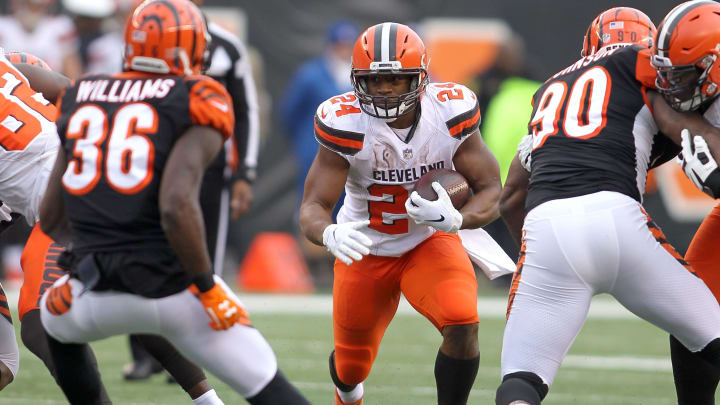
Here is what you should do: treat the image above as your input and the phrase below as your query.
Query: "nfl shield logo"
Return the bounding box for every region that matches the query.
[403,148,413,159]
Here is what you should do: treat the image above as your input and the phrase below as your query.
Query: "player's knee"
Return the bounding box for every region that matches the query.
[330,349,370,388]
[495,372,548,405]
[698,337,720,367]
[441,323,479,358]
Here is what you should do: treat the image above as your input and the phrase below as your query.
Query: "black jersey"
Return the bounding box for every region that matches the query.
[55,72,234,295]
[526,45,661,211]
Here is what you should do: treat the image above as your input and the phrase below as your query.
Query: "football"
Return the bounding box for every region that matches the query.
[412,168,471,209]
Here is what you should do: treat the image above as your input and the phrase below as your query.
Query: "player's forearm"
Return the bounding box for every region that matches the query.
[299,201,334,246]
[500,190,526,246]
[459,184,500,229]
[160,195,213,277]
[500,157,530,245]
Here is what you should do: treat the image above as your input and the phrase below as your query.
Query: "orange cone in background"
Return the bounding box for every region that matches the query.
[237,232,314,293]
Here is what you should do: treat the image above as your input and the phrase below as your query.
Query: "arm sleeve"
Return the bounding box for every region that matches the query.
[187,76,235,141]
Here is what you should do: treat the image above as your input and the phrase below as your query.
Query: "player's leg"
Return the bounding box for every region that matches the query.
[400,232,479,405]
[123,334,162,380]
[0,282,18,391]
[330,255,402,404]
[19,225,112,403]
[134,333,224,404]
[611,207,720,405]
[151,283,309,404]
[495,196,620,404]
[670,204,720,405]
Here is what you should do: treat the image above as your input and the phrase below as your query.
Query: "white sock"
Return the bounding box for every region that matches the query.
[193,389,224,405]
[337,382,363,403]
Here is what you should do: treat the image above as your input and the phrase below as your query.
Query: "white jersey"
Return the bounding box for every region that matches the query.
[703,97,720,126]
[314,83,480,256]
[0,54,59,225]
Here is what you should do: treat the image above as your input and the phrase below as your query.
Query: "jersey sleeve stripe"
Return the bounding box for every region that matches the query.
[314,116,364,154]
[445,100,480,139]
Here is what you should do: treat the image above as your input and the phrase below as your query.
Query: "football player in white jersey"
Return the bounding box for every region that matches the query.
[496,7,720,404]
[650,2,720,404]
[300,22,502,405]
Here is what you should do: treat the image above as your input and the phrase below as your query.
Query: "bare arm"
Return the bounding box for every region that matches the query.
[39,148,71,244]
[649,90,720,162]
[13,63,70,104]
[452,131,502,229]
[299,146,350,245]
[159,126,223,278]
[500,155,530,246]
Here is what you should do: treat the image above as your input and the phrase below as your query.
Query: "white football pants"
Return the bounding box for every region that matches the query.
[0,282,19,378]
[502,191,720,387]
[40,275,277,398]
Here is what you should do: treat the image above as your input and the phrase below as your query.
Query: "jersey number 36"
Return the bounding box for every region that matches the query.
[62,102,158,195]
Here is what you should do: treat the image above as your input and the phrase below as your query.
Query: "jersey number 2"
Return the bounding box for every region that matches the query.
[367,184,409,234]
[530,66,611,149]
[62,102,158,195]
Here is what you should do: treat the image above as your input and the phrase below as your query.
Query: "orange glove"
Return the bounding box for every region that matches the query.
[198,283,249,330]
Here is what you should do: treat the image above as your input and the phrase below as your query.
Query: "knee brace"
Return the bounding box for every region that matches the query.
[495,372,549,405]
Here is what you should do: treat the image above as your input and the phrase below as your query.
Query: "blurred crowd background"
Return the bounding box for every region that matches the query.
[0,0,709,292]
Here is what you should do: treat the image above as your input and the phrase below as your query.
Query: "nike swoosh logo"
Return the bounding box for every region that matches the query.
[427,215,445,223]
[209,100,229,112]
[321,107,328,119]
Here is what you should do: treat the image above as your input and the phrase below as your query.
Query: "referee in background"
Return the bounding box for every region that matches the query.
[124,1,260,380]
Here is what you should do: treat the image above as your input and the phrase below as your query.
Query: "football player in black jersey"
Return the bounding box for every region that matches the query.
[650,2,720,405]
[37,1,309,404]
[496,7,720,405]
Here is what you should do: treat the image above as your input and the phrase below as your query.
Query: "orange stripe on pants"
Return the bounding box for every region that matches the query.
[19,224,67,321]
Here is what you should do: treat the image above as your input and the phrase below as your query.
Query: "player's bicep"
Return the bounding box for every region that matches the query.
[649,90,720,162]
[40,148,68,240]
[14,63,70,104]
[500,155,530,245]
[159,126,223,211]
[301,145,349,212]
[453,131,501,194]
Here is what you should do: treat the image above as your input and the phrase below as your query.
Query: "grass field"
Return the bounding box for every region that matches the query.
[1,292,715,404]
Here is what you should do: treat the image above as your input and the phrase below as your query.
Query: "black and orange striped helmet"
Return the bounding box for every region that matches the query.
[351,22,429,120]
[123,0,209,76]
[581,7,656,57]
[4,51,52,70]
[652,0,720,112]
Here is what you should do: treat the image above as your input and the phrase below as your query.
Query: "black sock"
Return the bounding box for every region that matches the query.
[434,350,479,405]
[47,334,108,405]
[134,334,205,393]
[21,310,111,404]
[246,369,311,405]
[671,335,720,405]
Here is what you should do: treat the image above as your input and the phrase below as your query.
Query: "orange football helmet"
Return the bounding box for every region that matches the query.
[652,0,720,112]
[581,7,656,57]
[4,51,52,70]
[351,22,429,120]
[123,0,209,76]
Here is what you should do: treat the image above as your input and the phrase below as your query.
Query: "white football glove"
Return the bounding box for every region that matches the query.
[677,129,720,199]
[322,220,372,265]
[517,134,533,172]
[405,182,463,233]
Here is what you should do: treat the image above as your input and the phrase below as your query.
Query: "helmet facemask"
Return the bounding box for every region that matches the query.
[653,53,719,111]
[352,60,428,121]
